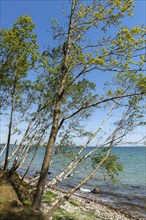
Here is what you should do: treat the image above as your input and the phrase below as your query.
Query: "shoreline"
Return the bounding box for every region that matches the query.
[42,186,140,220]
[75,187,146,219]
[0,170,145,220]
[24,175,146,220]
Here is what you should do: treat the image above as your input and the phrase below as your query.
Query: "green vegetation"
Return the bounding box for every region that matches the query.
[28,188,36,194]
[52,208,77,220]
[1,15,39,171]
[85,210,97,220]
[7,172,33,205]
[23,199,32,206]
[0,209,44,220]
[69,200,80,207]
[0,0,145,217]
[43,190,58,204]
[0,172,44,220]
[92,153,123,182]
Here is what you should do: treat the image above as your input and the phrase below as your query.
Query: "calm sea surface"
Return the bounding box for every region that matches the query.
[1,146,146,218]
[21,146,146,219]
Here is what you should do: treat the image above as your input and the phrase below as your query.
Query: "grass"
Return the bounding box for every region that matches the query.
[0,208,44,220]
[85,210,96,219]
[0,174,21,210]
[0,171,100,220]
[53,208,77,220]
[43,190,58,204]
[9,172,33,205]
[69,199,80,207]
[0,170,45,220]
[82,210,102,220]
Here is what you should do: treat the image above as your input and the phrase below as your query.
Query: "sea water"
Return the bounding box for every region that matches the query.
[20,146,146,219]
[1,146,146,218]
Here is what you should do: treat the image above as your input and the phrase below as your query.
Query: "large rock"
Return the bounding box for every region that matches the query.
[91,187,101,194]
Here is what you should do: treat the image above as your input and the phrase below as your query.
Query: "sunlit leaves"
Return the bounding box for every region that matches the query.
[89,57,105,65]
[0,15,39,81]
[92,153,123,183]
[0,15,39,113]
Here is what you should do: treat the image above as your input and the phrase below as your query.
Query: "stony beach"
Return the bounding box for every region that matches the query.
[23,175,145,220]
[0,171,145,220]
[42,187,142,220]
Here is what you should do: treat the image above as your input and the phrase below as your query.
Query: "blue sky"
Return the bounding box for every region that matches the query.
[1,0,145,50]
[0,0,145,145]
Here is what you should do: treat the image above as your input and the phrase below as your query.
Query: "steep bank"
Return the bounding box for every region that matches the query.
[0,171,43,220]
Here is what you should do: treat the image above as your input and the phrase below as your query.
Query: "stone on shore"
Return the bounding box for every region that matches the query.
[91,187,101,194]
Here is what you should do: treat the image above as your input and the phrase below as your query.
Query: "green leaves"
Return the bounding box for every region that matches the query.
[0,15,39,80]
[0,15,40,130]
[92,153,123,182]
[0,15,39,89]
[136,75,146,94]
[43,191,58,204]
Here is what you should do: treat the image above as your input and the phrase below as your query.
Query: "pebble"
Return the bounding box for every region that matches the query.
[41,188,138,220]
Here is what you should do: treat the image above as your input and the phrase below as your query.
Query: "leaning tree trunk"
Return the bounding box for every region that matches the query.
[32,0,76,210]
[45,115,124,219]
[45,147,111,219]
[4,85,16,170]
[32,60,69,209]
[32,100,61,209]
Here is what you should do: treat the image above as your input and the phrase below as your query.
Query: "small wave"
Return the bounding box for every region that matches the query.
[80,188,91,193]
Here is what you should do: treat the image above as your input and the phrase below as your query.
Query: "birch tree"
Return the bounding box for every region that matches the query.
[32,0,145,210]
[45,93,144,219]
[0,16,39,170]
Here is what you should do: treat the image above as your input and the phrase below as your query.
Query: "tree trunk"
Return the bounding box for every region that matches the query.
[45,131,119,219]
[32,100,61,210]
[4,86,15,170]
[32,1,75,210]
